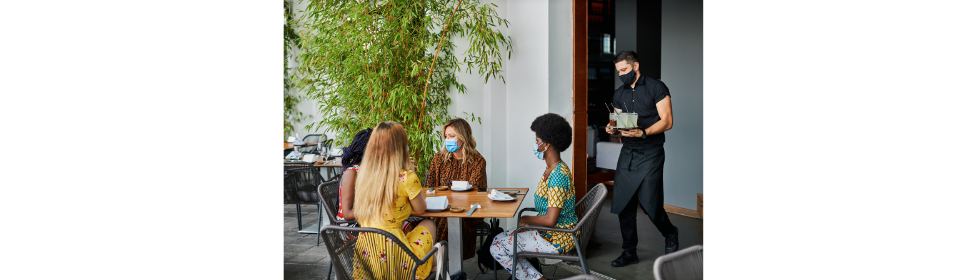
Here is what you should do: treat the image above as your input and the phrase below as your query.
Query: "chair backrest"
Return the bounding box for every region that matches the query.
[316,180,350,224]
[559,275,603,280]
[320,225,430,280]
[570,183,608,251]
[653,244,703,280]
[284,162,320,204]
[302,133,324,143]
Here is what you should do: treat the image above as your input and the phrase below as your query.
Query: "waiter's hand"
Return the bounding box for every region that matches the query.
[605,125,618,135]
[621,128,644,138]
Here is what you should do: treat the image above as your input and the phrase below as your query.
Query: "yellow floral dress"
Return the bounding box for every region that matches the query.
[352,170,433,280]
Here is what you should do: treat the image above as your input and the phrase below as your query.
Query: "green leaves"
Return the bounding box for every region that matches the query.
[296,0,511,176]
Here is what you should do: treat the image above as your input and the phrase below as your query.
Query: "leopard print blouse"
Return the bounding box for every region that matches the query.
[425,152,487,191]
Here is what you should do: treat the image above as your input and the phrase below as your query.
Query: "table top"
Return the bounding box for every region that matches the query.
[415,188,529,218]
[314,160,343,167]
[284,141,317,150]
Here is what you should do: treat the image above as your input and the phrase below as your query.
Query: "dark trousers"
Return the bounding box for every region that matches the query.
[617,150,675,252]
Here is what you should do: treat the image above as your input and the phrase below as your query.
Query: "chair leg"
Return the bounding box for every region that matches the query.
[573,236,590,275]
[493,258,498,279]
[326,262,333,280]
[512,236,519,280]
[296,204,302,230]
[316,201,322,247]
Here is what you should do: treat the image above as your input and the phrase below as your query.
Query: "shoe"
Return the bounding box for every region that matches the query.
[611,250,639,267]
[665,226,679,254]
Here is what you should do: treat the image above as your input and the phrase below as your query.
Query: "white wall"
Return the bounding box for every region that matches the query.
[286,0,336,142]
[549,0,574,167]
[662,0,704,210]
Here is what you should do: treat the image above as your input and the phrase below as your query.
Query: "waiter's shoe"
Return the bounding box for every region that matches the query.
[611,250,639,267]
[664,226,680,254]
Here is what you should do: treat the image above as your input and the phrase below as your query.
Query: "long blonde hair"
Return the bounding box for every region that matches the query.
[438,118,479,163]
[354,121,412,225]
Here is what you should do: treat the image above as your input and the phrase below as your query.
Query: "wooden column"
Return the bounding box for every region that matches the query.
[571,0,588,202]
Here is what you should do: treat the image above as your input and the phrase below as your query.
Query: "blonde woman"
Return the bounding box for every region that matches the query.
[351,121,438,280]
[425,118,487,260]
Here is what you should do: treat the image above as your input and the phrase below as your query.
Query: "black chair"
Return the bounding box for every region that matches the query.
[653,244,703,280]
[299,134,325,154]
[320,225,449,280]
[284,161,324,243]
[510,184,609,278]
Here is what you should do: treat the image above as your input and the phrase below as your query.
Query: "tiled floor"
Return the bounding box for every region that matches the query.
[285,198,703,280]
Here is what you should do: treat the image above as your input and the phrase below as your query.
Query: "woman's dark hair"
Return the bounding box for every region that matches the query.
[341,128,373,170]
[530,113,572,152]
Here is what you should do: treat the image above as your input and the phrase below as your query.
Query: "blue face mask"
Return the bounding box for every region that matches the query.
[533,142,547,160]
[445,139,460,153]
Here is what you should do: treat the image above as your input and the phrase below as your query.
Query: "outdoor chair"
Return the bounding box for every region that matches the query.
[299,133,325,154]
[284,162,323,240]
[510,183,608,278]
[320,225,449,280]
[653,244,703,280]
[559,275,602,280]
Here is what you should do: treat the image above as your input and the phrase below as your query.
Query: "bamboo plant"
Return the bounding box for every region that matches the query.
[296,0,512,176]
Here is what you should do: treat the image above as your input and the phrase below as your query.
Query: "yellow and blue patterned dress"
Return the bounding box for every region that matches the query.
[353,170,433,280]
[533,161,578,253]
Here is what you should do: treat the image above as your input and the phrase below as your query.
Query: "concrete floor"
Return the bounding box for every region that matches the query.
[285,198,703,280]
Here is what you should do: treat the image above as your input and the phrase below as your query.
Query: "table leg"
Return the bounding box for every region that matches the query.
[448,217,462,275]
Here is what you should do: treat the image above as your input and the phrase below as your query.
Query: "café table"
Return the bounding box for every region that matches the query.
[314,159,343,180]
[283,141,317,150]
[415,187,529,276]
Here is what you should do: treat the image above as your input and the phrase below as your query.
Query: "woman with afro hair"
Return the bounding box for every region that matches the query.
[489,113,578,280]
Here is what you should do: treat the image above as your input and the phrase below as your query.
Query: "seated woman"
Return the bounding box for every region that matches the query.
[350,121,439,280]
[490,113,578,280]
[336,128,372,224]
[425,118,486,260]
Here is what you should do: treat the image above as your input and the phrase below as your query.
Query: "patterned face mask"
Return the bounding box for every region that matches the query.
[533,142,547,160]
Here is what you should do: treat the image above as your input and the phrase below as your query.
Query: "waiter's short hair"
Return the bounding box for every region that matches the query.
[530,113,572,152]
[614,50,640,65]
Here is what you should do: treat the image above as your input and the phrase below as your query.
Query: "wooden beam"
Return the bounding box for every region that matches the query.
[571,0,588,202]
[664,204,700,219]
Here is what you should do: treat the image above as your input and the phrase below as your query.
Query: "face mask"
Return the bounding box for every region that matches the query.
[533,142,547,160]
[445,139,460,153]
[619,67,636,86]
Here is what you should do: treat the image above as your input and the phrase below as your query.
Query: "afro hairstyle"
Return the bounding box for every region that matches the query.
[530,113,572,152]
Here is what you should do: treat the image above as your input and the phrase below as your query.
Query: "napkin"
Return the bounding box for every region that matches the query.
[451,181,472,191]
[488,189,514,201]
[425,196,448,210]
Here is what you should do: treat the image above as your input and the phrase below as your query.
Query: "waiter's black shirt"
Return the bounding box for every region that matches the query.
[612,74,671,146]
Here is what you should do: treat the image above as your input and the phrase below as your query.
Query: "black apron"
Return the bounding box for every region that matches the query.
[610,144,665,215]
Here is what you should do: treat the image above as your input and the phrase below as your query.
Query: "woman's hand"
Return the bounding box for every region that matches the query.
[408,156,417,172]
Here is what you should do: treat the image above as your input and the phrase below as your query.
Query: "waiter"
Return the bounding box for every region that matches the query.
[605,50,679,267]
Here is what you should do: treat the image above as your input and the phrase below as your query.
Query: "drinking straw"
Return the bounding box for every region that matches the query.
[604,103,613,113]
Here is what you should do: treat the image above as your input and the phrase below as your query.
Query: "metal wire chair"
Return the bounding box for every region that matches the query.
[653,244,703,280]
[559,275,602,280]
[284,161,323,243]
[510,184,609,278]
[320,225,449,280]
[299,134,325,154]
